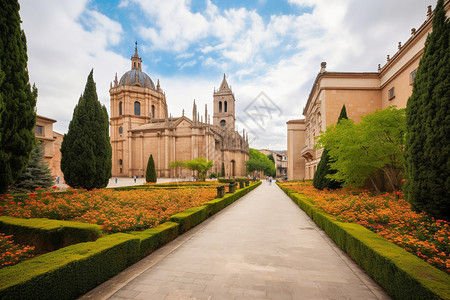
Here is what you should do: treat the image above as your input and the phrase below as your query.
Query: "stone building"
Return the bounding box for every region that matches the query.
[258,149,288,179]
[287,2,450,180]
[110,45,249,178]
[35,115,63,180]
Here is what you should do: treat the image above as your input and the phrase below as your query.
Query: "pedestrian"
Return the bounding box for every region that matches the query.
[115,178,118,184]
[133,175,136,183]
[269,176,272,185]
[56,176,59,184]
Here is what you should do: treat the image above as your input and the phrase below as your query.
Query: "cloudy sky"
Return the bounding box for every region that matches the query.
[19,0,431,150]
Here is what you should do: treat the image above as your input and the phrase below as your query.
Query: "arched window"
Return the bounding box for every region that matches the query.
[224,101,227,112]
[219,101,222,113]
[152,105,155,118]
[119,159,123,166]
[134,101,140,115]
[119,102,122,115]
[119,126,123,134]
[220,120,226,127]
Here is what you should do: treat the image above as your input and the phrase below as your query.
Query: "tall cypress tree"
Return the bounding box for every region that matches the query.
[11,141,53,192]
[313,105,347,190]
[146,154,157,183]
[405,0,449,220]
[0,0,37,194]
[61,70,111,190]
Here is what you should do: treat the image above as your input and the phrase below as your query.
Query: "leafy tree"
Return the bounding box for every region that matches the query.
[317,106,406,193]
[169,158,213,181]
[221,162,225,177]
[313,105,347,190]
[405,0,450,220]
[246,148,276,177]
[0,0,38,194]
[11,142,53,192]
[267,154,275,164]
[146,154,157,183]
[61,70,112,190]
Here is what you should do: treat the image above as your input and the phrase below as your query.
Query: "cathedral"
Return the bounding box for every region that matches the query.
[109,45,249,178]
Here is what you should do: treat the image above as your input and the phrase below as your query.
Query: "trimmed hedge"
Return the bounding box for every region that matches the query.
[277,183,450,300]
[0,233,140,300]
[218,177,249,184]
[129,222,179,258]
[0,181,262,299]
[170,206,209,234]
[0,216,102,252]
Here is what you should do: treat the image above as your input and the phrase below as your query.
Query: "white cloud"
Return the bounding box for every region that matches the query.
[19,0,129,134]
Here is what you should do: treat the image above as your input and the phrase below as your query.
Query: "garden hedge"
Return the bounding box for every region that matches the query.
[277,183,450,300]
[218,177,249,184]
[0,181,262,299]
[129,221,179,258]
[0,233,140,300]
[0,216,102,252]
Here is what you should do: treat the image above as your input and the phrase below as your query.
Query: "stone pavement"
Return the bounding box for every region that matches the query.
[80,181,391,300]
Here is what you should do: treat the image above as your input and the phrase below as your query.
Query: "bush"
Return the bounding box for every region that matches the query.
[0,216,102,252]
[129,222,179,258]
[0,233,140,300]
[278,184,450,300]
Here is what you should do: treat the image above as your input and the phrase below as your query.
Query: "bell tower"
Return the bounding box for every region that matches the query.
[213,74,235,131]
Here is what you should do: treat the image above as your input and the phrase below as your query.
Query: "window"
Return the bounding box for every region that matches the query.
[219,101,222,113]
[134,62,136,68]
[134,101,141,115]
[35,125,43,136]
[119,126,123,134]
[224,101,227,112]
[220,120,226,127]
[119,102,122,115]
[119,159,123,166]
[388,87,395,100]
[152,105,155,118]
[410,69,416,85]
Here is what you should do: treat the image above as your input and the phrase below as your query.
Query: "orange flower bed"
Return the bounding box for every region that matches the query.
[281,181,450,273]
[0,187,216,233]
[0,233,35,269]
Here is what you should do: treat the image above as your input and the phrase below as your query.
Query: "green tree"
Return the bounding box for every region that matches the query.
[317,107,406,194]
[267,154,275,164]
[11,142,53,192]
[146,154,157,183]
[221,162,225,177]
[61,70,112,190]
[313,105,347,190]
[246,148,276,177]
[0,0,38,194]
[405,0,450,220]
[170,158,213,181]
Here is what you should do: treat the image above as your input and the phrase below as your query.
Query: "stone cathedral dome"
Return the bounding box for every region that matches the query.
[118,43,156,90]
[119,69,156,89]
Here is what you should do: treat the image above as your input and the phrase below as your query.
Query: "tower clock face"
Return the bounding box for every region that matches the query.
[220,120,226,127]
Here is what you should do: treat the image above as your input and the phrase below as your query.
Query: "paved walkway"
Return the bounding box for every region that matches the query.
[80,181,390,300]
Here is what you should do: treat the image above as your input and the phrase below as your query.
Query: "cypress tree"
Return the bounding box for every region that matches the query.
[11,142,53,192]
[313,105,347,190]
[405,0,449,220]
[221,162,225,177]
[0,0,37,194]
[146,154,157,183]
[61,70,112,190]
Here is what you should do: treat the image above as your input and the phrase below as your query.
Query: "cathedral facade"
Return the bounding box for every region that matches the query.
[109,46,249,178]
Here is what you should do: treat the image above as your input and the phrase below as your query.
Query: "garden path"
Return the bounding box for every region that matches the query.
[80,180,391,300]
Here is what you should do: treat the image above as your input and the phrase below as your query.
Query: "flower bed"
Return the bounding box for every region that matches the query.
[280,181,450,273]
[0,233,35,268]
[0,187,216,233]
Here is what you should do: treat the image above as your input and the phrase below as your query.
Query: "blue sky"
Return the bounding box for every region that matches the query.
[19,0,431,149]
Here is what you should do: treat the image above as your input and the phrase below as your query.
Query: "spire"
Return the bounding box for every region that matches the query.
[192,99,197,123]
[205,104,208,122]
[114,73,118,87]
[218,73,230,91]
[131,42,142,71]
